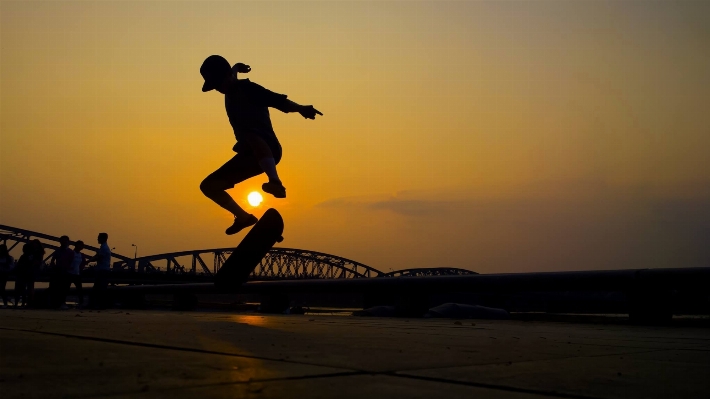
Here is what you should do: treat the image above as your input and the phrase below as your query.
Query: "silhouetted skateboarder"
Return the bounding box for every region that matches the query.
[199,55,322,235]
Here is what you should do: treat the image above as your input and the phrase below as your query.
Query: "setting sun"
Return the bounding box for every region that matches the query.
[247,191,263,207]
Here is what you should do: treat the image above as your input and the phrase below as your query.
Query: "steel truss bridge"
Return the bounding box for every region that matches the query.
[382,268,478,277]
[111,247,384,279]
[0,224,473,281]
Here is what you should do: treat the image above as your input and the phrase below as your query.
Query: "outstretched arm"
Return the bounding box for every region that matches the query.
[279,99,323,120]
[254,81,323,119]
[88,248,106,263]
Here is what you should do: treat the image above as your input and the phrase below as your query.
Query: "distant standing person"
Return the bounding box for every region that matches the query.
[27,239,45,305]
[199,55,322,235]
[67,240,86,308]
[14,240,44,307]
[89,233,111,309]
[14,243,33,307]
[49,235,74,309]
[0,244,15,308]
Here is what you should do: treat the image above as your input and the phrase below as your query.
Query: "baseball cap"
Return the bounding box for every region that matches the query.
[200,55,231,92]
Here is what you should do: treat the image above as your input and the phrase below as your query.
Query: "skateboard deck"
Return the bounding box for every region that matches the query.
[214,208,284,291]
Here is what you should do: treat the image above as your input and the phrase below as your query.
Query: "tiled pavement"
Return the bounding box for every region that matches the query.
[1,310,708,398]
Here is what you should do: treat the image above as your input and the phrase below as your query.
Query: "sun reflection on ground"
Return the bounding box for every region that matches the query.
[232,315,269,327]
[193,316,275,384]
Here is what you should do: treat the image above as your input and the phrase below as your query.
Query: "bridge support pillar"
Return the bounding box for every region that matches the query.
[173,293,198,310]
[363,292,431,317]
[394,293,430,317]
[627,288,674,325]
[259,293,290,314]
[118,292,147,309]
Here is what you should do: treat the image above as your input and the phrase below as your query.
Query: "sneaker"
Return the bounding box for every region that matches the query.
[225,214,258,235]
[262,181,286,198]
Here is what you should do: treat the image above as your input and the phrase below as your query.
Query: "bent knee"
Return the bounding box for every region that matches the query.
[200,177,231,196]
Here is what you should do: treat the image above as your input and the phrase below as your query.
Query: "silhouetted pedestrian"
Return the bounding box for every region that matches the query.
[27,239,45,306]
[199,55,322,235]
[14,243,34,307]
[49,236,74,309]
[89,232,111,309]
[66,240,86,308]
[0,244,15,308]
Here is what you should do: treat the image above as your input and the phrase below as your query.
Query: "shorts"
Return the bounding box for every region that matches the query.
[205,140,282,188]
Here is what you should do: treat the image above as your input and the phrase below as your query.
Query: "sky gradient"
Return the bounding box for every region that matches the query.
[1,1,709,273]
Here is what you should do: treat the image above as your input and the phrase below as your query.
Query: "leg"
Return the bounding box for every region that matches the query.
[14,278,25,306]
[200,183,250,218]
[75,277,83,306]
[21,280,28,305]
[0,274,8,306]
[59,273,70,308]
[47,271,58,307]
[244,135,286,198]
[246,134,275,161]
[201,152,274,234]
[27,278,35,306]
[200,152,263,218]
[92,270,109,309]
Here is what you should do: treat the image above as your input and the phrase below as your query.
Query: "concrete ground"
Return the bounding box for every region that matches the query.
[1,310,709,398]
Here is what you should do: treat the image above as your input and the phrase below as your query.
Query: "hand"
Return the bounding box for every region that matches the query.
[233,63,251,73]
[299,105,323,120]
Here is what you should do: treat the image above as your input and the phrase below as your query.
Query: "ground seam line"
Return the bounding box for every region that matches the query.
[0,326,360,371]
[82,371,368,399]
[385,372,607,399]
[388,347,671,374]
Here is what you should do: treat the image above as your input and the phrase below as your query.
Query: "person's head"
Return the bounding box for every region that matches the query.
[22,242,32,254]
[97,232,108,244]
[59,235,70,248]
[32,239,45,255]
[200,55,233,94]
[0,244,8,257]
[74,240,84,252]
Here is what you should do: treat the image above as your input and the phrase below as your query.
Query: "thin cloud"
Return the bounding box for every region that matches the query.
[368,199,458,217]
[312,184,710,271]
[317,194,459,217]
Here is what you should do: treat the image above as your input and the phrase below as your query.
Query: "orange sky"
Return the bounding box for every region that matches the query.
[1,1,709,273]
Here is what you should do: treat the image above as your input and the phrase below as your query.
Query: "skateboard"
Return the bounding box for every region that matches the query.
[214,208,284,291]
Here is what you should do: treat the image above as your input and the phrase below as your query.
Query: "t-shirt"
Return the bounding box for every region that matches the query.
[14,254,32,277]
[0,255,14,272]
[29,253,42,271]
[53,247,74,273]
[96,243,111,271]
[69,252,83,275]
[224,79,289,152]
